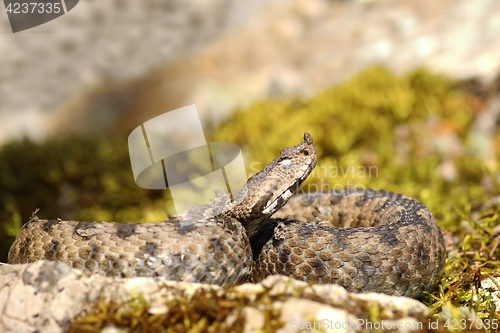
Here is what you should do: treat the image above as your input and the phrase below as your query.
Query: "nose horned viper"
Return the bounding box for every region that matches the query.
[8,133,446,299]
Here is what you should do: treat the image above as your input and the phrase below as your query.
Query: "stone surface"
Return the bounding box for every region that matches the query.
[0,0,281,142]
[478,277,500,310]
[0,261,483,332]
[2,0,500,143]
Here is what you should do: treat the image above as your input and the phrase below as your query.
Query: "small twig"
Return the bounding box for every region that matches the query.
[489,236,500,258]
[30,208,40,221]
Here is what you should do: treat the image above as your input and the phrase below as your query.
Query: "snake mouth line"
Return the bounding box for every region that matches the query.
[262,161,316,215]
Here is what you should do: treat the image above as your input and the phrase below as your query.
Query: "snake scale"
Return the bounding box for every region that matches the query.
[8,133,446,299]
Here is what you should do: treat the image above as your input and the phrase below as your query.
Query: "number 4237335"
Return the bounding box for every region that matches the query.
[5,2,62,14]
[443,318,498,330]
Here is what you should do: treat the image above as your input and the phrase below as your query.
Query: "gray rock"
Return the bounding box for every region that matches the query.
[275,298,357,333]
[3,0,500,144]
[0,261,478,332]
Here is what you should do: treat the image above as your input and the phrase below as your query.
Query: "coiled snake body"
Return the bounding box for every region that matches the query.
[8,133,446,298]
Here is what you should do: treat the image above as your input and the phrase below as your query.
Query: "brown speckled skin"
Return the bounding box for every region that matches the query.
[7,133,446,298]
[252,189,446,299]
[8,217,253,286]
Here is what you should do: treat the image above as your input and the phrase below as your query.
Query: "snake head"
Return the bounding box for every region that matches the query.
[260,132,316,214]
[228,133,316,231]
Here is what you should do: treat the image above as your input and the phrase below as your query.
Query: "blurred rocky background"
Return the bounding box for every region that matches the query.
[2,0,500,323]
[1,0,500,142]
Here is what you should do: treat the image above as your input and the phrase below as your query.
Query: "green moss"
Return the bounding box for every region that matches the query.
[212,67,476,206]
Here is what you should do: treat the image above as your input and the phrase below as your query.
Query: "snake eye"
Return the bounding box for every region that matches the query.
[303,150,309,156]
[281,159,293,169]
